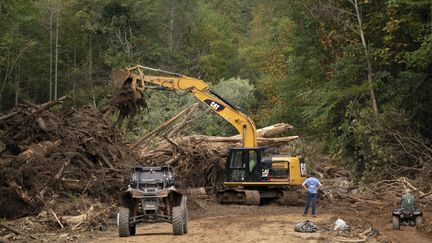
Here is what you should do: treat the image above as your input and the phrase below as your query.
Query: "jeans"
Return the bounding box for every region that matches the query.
[304,192,317,215]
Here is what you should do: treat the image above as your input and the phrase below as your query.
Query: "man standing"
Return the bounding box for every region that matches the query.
[302,176,321,217]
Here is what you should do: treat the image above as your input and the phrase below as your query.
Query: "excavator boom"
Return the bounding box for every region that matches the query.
[114,65,257,148]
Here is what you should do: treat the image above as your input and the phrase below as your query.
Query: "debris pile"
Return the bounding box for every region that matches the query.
[133,104,300,189]
[0,97,139,220]
[319,217,380,242]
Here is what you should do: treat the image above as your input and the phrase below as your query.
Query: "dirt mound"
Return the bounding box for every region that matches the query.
[0,97,139,219]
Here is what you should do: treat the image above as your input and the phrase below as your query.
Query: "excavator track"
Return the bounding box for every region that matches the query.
[244,190,260,206]
[277,190,299,206]
[217,189,261,206]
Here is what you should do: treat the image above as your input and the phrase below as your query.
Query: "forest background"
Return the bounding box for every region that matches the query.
[0,0,431,186]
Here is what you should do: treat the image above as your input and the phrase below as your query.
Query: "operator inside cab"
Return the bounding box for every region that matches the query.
[249,151,257,173]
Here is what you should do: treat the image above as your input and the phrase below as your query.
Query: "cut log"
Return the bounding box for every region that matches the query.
[244,123,294,138]
[6,180,35,206]
[16,140,61,164]
[184,135,299,145]
[35,116,48,132]
[63,206,95,225]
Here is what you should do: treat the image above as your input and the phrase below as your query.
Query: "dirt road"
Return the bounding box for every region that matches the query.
[76,202,431,243]
[88,205,325,243]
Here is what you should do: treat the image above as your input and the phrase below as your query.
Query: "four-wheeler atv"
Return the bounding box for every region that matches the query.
[118,166,188,237]
[392,208,423,230]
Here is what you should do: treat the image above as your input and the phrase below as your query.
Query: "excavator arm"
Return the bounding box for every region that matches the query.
[113,65,257,148]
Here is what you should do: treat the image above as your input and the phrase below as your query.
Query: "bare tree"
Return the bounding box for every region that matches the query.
[14,65,19,106]
[0,41,33,109]
[49,6,53,101]
[297,0,381,127]
[349,0,381,127]
[169,0,175,63]
[54,6,59,100]
[89,32,96,108]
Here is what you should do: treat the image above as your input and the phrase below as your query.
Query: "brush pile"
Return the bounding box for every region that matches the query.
[0,96,139,220]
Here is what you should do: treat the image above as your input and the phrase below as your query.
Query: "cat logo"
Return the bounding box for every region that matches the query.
[210,101,220,110]
[204,99,225,112]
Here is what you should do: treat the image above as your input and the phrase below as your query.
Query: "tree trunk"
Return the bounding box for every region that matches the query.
[54,8,59,100]
[89,33,96,108]
[73,47,77,108]
[49,7,53,101]
[0,64,15,110]
[14,66,19,106]
[352,0,381,127]
[168,0,174,63]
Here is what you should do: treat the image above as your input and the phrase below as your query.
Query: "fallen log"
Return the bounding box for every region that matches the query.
[0,111,19,122]
[131,103,200,149]
[35,116,48,132]
[184,135,299,145]
[6,180,35,206]
[16,140,61,164]
[231,123,294,138]
[31,96,69,116]
[165,103,199,138]
[63,206,95,225]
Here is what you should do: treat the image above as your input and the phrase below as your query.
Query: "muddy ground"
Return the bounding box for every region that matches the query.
[29,199,432,243]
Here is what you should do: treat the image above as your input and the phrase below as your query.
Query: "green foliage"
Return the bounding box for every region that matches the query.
[0,0,431,185]
[133,77,256,137]
[254,0,432,183]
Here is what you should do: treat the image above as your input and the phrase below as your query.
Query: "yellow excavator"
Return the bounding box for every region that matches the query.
[113,65,306,205]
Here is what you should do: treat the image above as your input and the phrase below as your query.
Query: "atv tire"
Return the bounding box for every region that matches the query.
[172,206,185,235]
[392,216,400,230]
[416,215,424,227]
[118,207,131,237]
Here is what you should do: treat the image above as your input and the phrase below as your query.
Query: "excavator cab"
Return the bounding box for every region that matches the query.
[226,148,266,182]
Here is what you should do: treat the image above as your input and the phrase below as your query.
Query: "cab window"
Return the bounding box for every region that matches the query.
[230,150,244,169]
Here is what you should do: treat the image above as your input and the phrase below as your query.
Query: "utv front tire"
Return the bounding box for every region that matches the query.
[392,216,400,230]
[172,206,185,235]
[119,207,131,237]
[416,215,424,227]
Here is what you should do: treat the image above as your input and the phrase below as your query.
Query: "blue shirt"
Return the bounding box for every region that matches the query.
[303,177,321,194]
